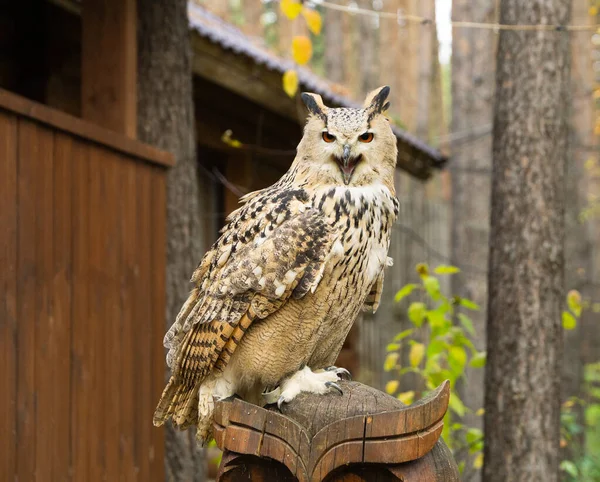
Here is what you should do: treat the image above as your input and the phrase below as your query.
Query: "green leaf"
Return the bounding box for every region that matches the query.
[427,309,446,329]
[429,369,453,388]
[393,328,414,342]
[426,339,447,358]
[395,284,419,302]
[434,265,461,275]
[449,392,466,417]
[408,302,426,327]
[458,313,475,336]
[450,327,472,349]
[423,276,441,301]
[470,351,487,368]
[384,352,399,372]
[466,428,483,445]
[560,460,579,477]
[409,342,425,367]
[386,343,401,351]
[385,380,399,395]
[469,440,484,455]
[473,453,484,469]
[562,311,577,330]
[449,346,467,371]
[459,297,480,311]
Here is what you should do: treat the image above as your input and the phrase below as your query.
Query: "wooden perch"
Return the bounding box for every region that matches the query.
[213,380,459,481]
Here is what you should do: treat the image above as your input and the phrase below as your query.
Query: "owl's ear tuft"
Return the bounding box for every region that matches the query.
[364,86,391,118]
[301,92,328,121]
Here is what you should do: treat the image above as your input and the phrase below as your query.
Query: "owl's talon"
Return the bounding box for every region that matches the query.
[274,366,346,407]
[325,381,344,395]
[325,366,352,380]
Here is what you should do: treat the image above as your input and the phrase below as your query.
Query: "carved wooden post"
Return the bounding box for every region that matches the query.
[213,381,459,481]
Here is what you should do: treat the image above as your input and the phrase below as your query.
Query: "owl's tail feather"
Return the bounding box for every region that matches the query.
[153,377,200,431]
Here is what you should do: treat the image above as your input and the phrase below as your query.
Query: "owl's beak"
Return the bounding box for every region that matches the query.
[337,144,361,185]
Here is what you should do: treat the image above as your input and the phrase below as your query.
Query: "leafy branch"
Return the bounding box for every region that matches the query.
[385,263,486,472]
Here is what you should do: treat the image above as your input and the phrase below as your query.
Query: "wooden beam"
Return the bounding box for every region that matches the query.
[0,89,173,167]
[81,0,136,137]
[191,34,303,124]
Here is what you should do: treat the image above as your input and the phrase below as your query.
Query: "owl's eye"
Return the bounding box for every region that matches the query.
[322,132,336,143]
[359,132,374,143]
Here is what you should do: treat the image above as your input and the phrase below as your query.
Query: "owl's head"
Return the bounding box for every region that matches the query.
[295,86,397,189]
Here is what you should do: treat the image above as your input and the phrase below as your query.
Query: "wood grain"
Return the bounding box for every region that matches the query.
[51,132,74,480]
[70,139,91,481]
[0,88,173,167]
[0,110,17,480]
[81,0,137,137]
[213,381,458,481]
[150,167,167,478]
[136,165,153,482]
[0,98,169,480]
[119,147,138,480]
[16,119,40,482]
[33,122,55,479]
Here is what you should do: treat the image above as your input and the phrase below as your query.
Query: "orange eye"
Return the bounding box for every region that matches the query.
[322,132,336,143]
[359,132,374,143]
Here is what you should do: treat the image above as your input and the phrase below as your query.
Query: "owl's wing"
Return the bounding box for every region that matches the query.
[362,257,393,314]
[154,198,341,428]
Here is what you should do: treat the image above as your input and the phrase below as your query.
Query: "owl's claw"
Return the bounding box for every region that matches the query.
[325,381,344,395]
[272,366,347,411]
[325,366,352,380]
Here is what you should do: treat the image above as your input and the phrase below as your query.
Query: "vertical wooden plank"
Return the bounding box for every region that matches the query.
[81,0,137,137]
[0,112,18,480]
[16,119,38,482]
[135,165,152,481]
[33,123,55,479]
[102,150,122,480]
[87,146,122,480]
[51,132,73,480]
[87,144,104,479]
[71,140,91,481]
[88,145,105,480]
[150,168,167,480]
[119,155,138,481]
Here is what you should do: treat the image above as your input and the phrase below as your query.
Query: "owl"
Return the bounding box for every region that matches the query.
[153,86,400,443]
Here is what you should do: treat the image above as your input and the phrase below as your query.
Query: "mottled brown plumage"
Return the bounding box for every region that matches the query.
[154,86,399,443]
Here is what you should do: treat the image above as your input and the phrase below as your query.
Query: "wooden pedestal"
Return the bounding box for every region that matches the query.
[213,381,459,481]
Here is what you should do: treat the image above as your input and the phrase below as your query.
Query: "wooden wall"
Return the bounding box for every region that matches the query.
[0,89,172,481]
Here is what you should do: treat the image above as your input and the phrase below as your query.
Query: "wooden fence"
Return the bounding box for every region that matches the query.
[0,89,173,481]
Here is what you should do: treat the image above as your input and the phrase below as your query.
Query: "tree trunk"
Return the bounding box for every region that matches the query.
[137,1,207,480]
[484,2,571,481]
